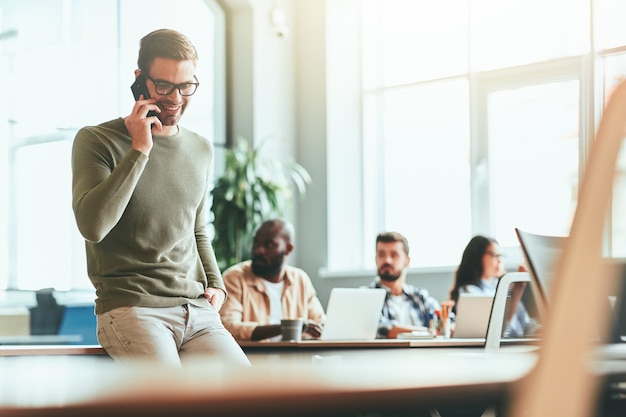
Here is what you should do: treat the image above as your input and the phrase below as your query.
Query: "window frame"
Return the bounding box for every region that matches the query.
[1,0,226,291]
[471,56,589,239]
[323,0,622,276]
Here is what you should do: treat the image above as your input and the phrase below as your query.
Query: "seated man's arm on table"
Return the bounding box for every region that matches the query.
[220,298,286,341]
[376,309,397,338]
[250,324,282,341]
[387,324,430,339]
[378,291,441,339]
[252,321,323,341]
[303,321,324,338]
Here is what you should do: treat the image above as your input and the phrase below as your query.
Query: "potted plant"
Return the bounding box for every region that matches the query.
[210,137,311,271]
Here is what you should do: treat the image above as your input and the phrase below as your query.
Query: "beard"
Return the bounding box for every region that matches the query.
[155,99,186,126]
[378,265,401,282]
[251,251,286,278]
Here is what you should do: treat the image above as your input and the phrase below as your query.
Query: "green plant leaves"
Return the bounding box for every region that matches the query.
[210,137,311,271]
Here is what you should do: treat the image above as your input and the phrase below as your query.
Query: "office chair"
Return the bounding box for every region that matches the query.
[29,288,66,335]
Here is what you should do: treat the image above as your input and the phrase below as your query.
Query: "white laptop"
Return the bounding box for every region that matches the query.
[320,288,386,340]
[452,294,495,339]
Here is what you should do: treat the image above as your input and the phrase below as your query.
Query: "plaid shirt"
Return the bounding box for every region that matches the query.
[368,279,441,338]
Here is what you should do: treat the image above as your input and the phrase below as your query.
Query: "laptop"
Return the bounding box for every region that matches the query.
[515,227,626,344]
[452,294,495,338]
[320,288,386,340]
[514,227,565,320]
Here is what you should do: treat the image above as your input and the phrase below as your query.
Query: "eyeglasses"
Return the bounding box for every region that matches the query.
[486,251,503,260]
[145,74,200,96]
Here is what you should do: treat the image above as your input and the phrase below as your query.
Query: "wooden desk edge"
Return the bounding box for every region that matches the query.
[0,345,107,356]
[0,338,538,356]
[238,338,488,349]
[238,337,540,349]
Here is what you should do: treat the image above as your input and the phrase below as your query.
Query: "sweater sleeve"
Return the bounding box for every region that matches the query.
[195,223,226,294]
[193,149,226,295]
[71,126,148,243]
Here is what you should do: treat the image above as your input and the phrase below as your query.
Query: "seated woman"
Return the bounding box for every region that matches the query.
[449,235,540,337]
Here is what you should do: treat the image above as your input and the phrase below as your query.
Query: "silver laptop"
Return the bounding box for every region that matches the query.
[514,227,565,317]
[320,288,386,340]
[452,294,495,338]
[515,227,626,344]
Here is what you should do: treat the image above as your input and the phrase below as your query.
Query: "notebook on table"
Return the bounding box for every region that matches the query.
[320,288,386,341]
[452,294,495,339]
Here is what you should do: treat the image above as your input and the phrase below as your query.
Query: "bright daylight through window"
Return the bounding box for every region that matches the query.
[0,0,218,290]
[3,0,626,289]
[326,0,626,272]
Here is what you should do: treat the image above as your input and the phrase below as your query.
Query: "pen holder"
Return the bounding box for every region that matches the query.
[441,301,454,339]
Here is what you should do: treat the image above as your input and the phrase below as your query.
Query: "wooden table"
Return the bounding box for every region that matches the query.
[238,337,487,350]
[0,344,107,357]
[0,336,538,358]
[0,348,538,417]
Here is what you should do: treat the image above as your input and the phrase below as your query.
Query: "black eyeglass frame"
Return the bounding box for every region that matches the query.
[486,250,504,260]
[144,74,200,96]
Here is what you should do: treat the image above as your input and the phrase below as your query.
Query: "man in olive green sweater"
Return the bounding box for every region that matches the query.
[71,29,249,366]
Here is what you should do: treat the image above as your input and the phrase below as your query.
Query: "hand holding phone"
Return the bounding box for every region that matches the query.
[127,74,159,150]
[130,74,158,117]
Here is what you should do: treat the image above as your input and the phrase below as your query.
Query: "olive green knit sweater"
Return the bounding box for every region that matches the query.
[72,118,224,314]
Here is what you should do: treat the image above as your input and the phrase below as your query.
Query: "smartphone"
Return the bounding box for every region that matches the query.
[130,74,157,117]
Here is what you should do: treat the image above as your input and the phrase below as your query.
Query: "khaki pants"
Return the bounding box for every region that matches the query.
[97,304,250,367]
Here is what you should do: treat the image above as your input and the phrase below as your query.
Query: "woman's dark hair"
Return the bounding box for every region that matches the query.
[449,235,499,305]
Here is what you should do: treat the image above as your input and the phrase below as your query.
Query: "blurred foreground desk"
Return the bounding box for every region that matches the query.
[0,348,537,417]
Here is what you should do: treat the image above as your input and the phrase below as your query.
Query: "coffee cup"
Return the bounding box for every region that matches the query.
[280,318,304,341]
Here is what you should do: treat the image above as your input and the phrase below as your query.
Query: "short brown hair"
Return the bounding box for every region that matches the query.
[376,231,409,255]
[137,29,198,73]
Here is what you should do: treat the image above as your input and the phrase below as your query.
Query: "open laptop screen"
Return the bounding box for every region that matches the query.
[514,227,565,318]
[515,227,626,343]
[452,294,494,339]
[320,288,386,341]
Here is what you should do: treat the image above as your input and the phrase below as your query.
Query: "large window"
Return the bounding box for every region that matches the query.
[326,0,626,272]
[0,0,223,290]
